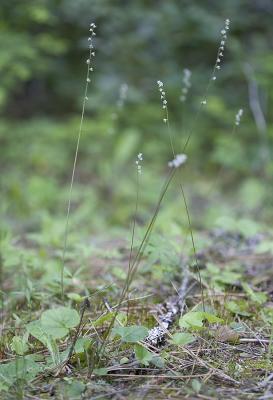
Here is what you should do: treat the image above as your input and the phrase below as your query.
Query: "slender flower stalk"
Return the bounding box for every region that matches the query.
[61,23,97,300]
[183,18,231,152]
[157,80,205,310]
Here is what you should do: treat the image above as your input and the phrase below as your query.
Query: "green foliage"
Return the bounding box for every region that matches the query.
[170,332,196,346]
[0,355,43,391]
[10,336,29,356]
[40,307,80,339]
[225,300,251,317]
[134,344,154,366]
[201,263,242,291]
[242,283,267,305]
[112,325,149,343]
[179,311,223,330]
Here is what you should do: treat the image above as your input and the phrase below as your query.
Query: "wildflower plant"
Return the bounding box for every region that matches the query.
[201,18,230,105]
[61,22,97,299]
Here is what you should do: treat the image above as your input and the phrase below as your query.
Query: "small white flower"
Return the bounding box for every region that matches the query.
[235,108,243,125]
[201,100,207,105]
[135,153,143,174]
[86,59,90,64]
[168,153,187,168]
[163,118,167,123]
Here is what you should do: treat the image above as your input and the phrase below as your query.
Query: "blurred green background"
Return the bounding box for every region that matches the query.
[1,0,273,242]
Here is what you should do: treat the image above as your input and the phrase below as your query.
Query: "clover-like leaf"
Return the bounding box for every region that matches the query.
[40,307,80,339]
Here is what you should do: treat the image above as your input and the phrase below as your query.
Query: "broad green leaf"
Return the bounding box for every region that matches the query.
[170,332,196,345]
[26,320,49,345]
[134,344,154,366]
[10,336,29,355]
[179,311,204,329]
[179,311,223,329]
[41,307,80,339]
[112,325,149,342]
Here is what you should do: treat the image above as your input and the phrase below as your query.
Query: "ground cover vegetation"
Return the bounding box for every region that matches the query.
[1,1,273,399]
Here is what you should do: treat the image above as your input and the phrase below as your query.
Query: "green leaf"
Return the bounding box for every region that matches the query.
[191,378,202,393]
[225,300,251,316]
[242,283,267,305]
[26,320,49,345]
[67,293,85,303]
[10,336,29,355]
[179,311,223,330]
[26,320,61,365]
[134,344,154,366]
[73,337,91,354]
[170,332,196,345]
[0,355,42,389]
[179,312,204,329]
[150,355,165,368]
[203,312,223,324]
[41,307,80,339]
[255,241,273,254]
[94,311,127,327]
[93,368,108,376]
[63,379,85,398]
[112,325,149,342]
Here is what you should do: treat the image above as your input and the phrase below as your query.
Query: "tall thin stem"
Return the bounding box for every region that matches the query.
[61,24,96,300]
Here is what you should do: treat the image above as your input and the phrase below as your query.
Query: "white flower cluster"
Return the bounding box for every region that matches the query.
[135,153,143,174]
[180,68,192,102]
[212,18,230,80]
[117,83,128,109]
[157,80,168,123]
[168,153,187,168]
[235,108,243,126]
[85,23,96,97]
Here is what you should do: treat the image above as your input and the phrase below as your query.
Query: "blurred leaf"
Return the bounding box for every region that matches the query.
[112,325,149,342]
[170,332,196,345]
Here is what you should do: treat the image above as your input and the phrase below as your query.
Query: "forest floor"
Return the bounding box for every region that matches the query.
[1,228,273,399]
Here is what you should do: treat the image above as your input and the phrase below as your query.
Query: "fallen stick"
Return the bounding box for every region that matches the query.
[145,264,190,346]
